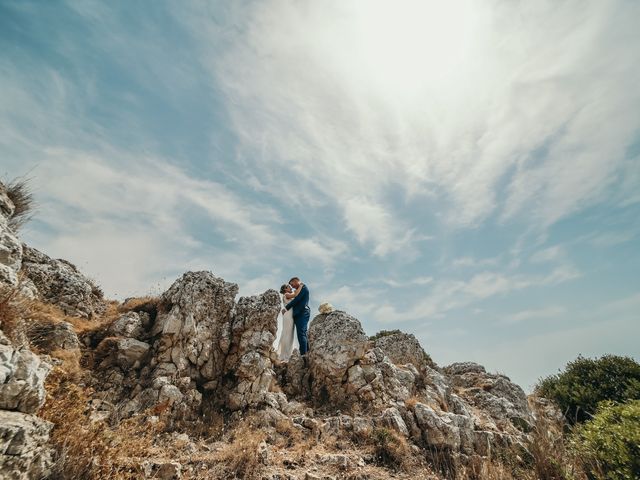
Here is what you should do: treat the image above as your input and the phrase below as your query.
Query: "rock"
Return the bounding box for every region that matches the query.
[151,271,238,383]
[142,459,182,479]
[307,311,370,406]
[26,320,79,352]
[115,338,150,369]
[380,407,409,436]
[108,311,147,339]
[222,289,281,410]
[0,227,22,289]
[0,410,54,480]
[444,362,533,432]
[413,403,461,450]
[20,245,106,318]
[0,331,51,413]
[373,330,435,371]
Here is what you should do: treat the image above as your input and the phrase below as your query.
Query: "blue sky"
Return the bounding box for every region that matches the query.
[1,0,639,390]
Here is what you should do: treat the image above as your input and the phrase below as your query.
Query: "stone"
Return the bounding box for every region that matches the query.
[0,410,54,480]
[26,320,79,352]
[115,338,150,369]
[380,407,409,436]
[20,245,106,318]
[108,311,147,339]
[413,403,461,450]
[0,332,51,413]
[373,330,435,371]
[142,459,182,479]
[307,311,370,406]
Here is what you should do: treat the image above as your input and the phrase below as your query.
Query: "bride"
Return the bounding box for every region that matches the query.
[276,281,304,361]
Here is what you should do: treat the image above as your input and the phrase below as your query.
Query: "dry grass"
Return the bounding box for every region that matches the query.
[215,421,268,480]
[5,176,35,231]
[368,427,414,472]
[40,368,163,479]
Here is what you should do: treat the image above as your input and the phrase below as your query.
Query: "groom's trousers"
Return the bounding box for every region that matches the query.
[294,307,311,355]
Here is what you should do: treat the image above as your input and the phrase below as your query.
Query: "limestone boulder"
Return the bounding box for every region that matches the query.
[373,330,435,371]
[0,331,51,413]
[307,311,370,405]
[20,245,106,318]
[0,410,54,480]
[444,362,533,432]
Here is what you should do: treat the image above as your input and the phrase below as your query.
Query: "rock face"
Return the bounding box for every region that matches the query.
[373,331,435,372]
[0,410,54,480]
[20,245,106,318]
[0,182,22,290]
[0,331,51,414]
[91,271,284,419]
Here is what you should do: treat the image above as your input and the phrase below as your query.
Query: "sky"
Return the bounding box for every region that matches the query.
[1,0,639,390]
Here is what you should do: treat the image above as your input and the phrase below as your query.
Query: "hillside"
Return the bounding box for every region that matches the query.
[0,180,568,480]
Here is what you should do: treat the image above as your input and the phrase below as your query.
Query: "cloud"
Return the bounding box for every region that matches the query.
[371,265,581,323]
[176,0,640,253]
[500,306,566,326]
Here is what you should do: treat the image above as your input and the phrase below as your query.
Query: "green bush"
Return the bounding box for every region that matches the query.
[536,355,640,423]
[571,400,640,480]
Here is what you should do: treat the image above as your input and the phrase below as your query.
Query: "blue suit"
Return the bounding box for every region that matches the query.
[285,284,310,355]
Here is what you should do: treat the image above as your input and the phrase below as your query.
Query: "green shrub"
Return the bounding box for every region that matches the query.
[571,400,640,480]
[536,355,640,424]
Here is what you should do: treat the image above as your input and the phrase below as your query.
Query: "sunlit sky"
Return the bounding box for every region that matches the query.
[1,0,639,389]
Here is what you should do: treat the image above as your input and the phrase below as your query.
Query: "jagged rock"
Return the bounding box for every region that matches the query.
[0,183,22,289]
[379,407,410,436]
[0,410,54,480]
[108,311,149,339]
[142,459,182,479]
[0,331,51,413]
[151,271,238,383]
[223,289,281,410]
[373,331,435,371]
[20,245,106,318]
[26,320,79,352]
[308,311,370,405]
[413,403,462,450]
[444,362,533,432]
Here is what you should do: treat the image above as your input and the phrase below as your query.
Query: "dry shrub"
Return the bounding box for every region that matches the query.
[5,176,35,230]
[40,368,162,479]
[369,427,413,472]
[216,422,267,480]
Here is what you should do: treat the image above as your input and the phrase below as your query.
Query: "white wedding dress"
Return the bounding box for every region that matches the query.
[276,294,296,361]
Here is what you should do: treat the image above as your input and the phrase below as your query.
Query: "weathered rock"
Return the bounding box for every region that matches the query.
[223,289,281,410]
[142,459,182,479]
[444,362,533,432]
[0,331,51,413]
[0,410,54,480]
[26,320,79,352]
[307,311,370,405]
[20,245,106,318]
[0,182,22,289]
[108,311,148,340]
[379,407,409,436]
[373,331,435,371]
[151,271,238,383]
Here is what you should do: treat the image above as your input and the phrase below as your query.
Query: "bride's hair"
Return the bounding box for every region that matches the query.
[280,284,289,294]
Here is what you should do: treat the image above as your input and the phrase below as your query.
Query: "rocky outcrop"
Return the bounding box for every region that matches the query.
[444,362,533,433]
[91,271,285,420]
[0,183,22,290]
[20,245,106,318]
[0,410,54,480]
[0,331,50,414]
[373,330,435,372]
[26,320,80,352]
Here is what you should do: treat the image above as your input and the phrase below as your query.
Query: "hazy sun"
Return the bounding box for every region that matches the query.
[350,0,482,101]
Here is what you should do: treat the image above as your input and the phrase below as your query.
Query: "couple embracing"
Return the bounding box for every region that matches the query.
[276,277,310,362]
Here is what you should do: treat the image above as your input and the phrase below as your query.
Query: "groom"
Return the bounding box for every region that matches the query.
[283,276,310,356]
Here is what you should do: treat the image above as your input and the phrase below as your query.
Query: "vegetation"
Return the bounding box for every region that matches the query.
[571,400,640,480]
[369,329,403,341]
[536,355,640,424]
[5,176,35,231]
